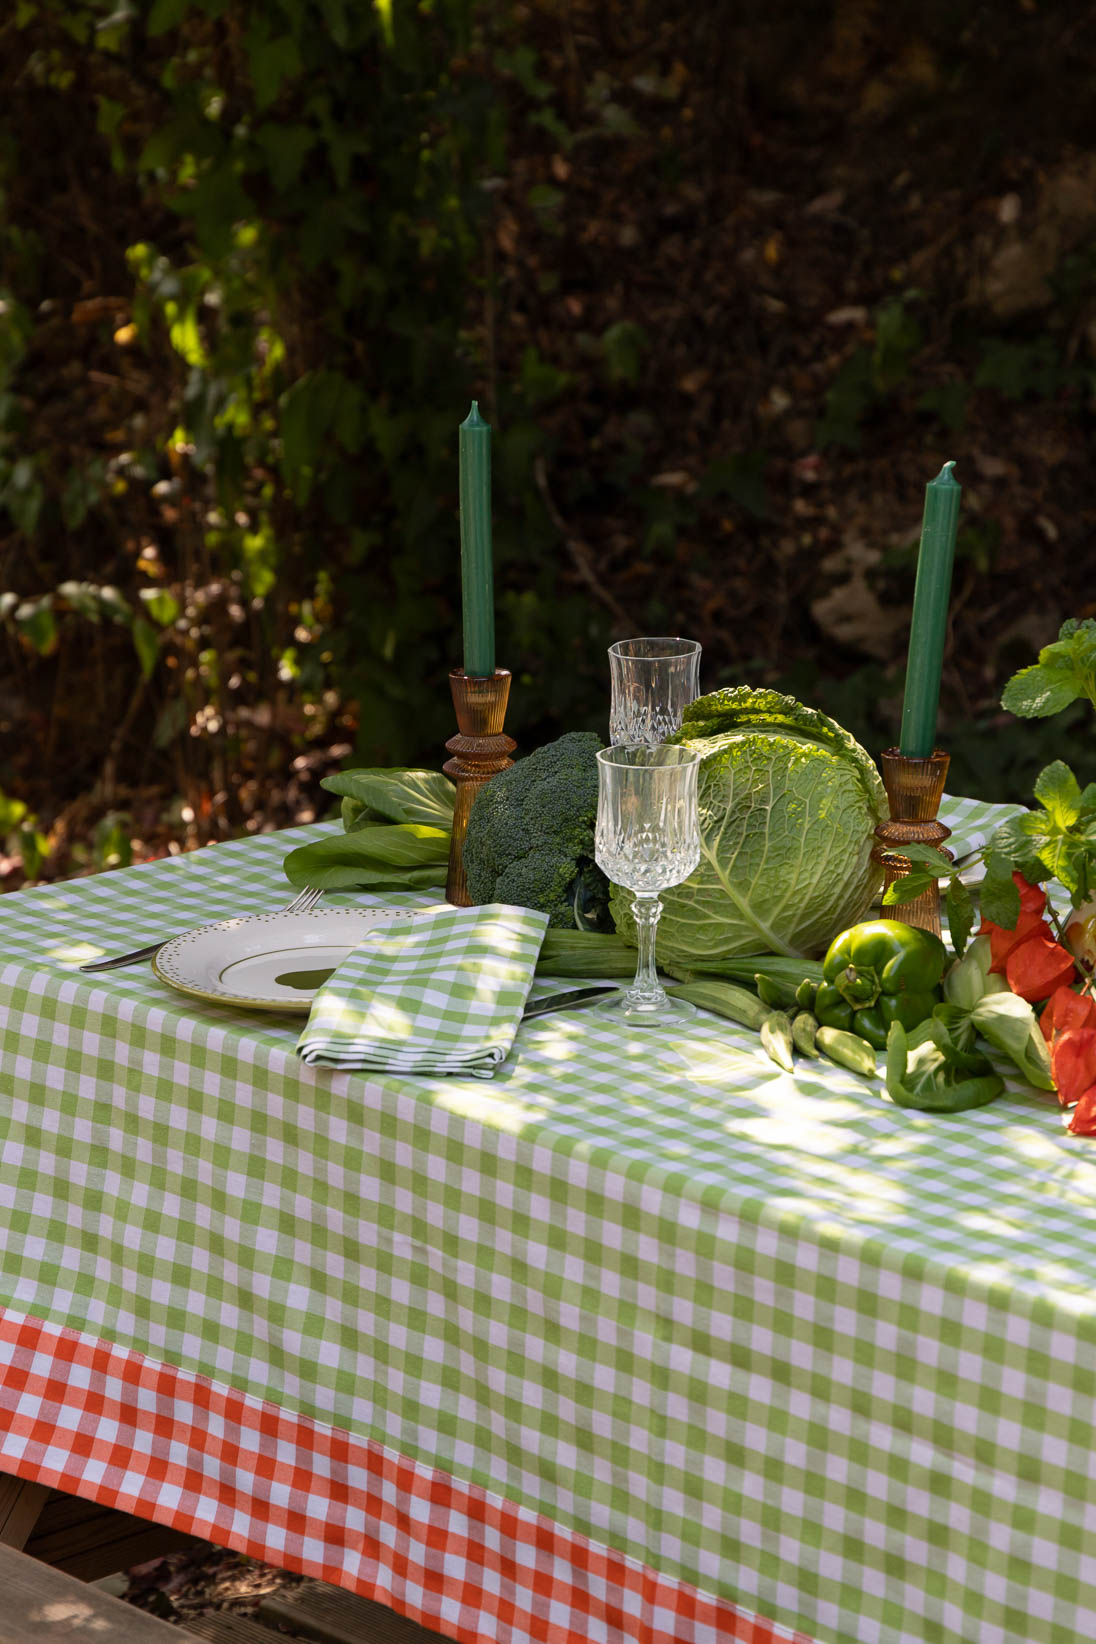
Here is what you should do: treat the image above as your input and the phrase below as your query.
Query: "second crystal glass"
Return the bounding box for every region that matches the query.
[594,744,702,1026]
[608,636,701,747]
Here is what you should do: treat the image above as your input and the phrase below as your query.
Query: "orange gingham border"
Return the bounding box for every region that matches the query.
[0,1307,814,1644]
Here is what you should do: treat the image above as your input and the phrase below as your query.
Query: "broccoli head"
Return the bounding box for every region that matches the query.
[462,731,613,930]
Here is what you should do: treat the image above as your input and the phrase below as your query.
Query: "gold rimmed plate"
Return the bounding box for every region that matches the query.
[152,907,419,1011]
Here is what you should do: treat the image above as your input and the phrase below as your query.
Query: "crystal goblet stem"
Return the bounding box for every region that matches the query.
[628,893,665,1011]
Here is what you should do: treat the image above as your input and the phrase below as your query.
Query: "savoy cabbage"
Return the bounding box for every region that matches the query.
[609,687,887,962]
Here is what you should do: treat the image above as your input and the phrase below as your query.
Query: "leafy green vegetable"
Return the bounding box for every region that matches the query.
[940,935,1055,1089]
[283,823,449,891]
[885,1017,1004,1113]
[462,732,612,930]
[611,687,886,963]
[321,767,456,832]
[284,767,455,890]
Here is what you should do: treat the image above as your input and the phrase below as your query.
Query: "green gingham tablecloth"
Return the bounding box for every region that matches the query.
[4,793,1096,1644]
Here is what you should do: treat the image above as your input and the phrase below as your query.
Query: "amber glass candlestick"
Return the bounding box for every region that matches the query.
[872,748,953,937]
[444,668,515,906]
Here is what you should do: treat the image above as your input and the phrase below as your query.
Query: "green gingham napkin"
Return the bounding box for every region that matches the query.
[296,902,549,1078]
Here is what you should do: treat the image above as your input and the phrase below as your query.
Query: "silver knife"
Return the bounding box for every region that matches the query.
[521,985,618,1020]
[77,949,617,1021]
[80,942,163,972]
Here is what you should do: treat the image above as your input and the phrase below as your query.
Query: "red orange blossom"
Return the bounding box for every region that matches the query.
[979,872,1096,1133]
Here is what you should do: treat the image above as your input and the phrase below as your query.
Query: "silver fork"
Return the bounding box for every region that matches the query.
[78,885,325,972]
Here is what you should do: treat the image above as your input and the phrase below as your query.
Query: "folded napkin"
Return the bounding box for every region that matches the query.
[296,902,549,1078]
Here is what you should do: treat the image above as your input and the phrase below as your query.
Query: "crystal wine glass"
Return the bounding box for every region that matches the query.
[594,744,702,1025]
[608,637,701,747]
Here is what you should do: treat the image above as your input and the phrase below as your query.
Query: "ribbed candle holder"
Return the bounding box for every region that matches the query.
[872,748,953,938]
[444,668,515,907]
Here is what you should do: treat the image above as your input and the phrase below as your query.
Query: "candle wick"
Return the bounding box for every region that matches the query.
[935,459,959,485]
[461,400,489,432]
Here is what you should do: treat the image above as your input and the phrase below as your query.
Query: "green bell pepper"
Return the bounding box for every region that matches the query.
[815,919,948,1051]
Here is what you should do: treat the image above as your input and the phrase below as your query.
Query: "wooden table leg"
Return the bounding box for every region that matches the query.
[0,1474,51,1551]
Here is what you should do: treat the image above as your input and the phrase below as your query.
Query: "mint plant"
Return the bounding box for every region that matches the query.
[883,621,1096,949]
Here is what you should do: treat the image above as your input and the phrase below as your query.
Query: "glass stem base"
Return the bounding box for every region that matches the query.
[594,894,698,1027]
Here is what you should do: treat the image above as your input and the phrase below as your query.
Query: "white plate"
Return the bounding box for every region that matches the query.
[152,907,416,1011]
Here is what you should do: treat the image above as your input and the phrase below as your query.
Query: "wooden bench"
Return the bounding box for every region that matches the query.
[1,1474,199,1583]
[2,1474,446,1644]
[184,1580,448,1644]
[0,1541,181,1642]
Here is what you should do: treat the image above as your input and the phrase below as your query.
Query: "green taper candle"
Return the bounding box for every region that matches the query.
[899,461,962,758]
[458,401,495,678]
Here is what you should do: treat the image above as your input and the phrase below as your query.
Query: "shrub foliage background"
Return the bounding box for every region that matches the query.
[2,0,1096,883]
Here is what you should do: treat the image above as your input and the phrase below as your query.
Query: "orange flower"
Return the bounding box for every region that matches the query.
[983,910,1046,972]
[1040,984,1096,1045]
[1068,1079,1096,1134]
[979,873,1076,1004]
[1003,934,1078,1004]
[1036,985,1096,1125]
[1056,1029,1096,1129]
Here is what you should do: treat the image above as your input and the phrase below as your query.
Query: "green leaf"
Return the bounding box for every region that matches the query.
[979,851,1022,928]
[699,453,770,521]
[132,616,160,678]
[254,123,315,191]
[186,166,254,261]
[945,877,974,957]
[283,823,450,890]
[249,35,302,111]
[1001,621,1096,720]
[989,813,1045,883]
[932,1002,978,1052]
[1001,661,1084,719]
[57,582,134,627]
[495,45,553,100]
[148,0,187,34]
[17,824,50,882]
[600,321,648,387]
[1033,760,1083,829]
[881,872,934,905]
[153,695,188,749]
[0,787,29,831]
[14,597,56,655]
[884,1016,1003,1112]
[278,370,350,498]
[519,346,572,409]
[970,991,1055,1090]
[1035,834,1083,898]
[321,767,455,830]
[894,842,960,875]
[138,587,181,627]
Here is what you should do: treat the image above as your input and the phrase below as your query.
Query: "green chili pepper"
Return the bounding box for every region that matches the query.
[816,919,947,1051]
